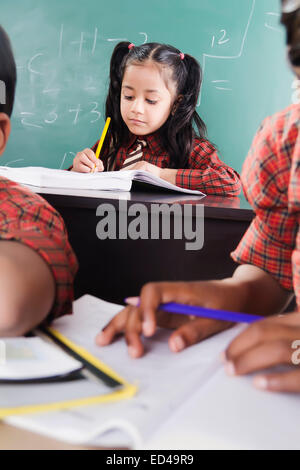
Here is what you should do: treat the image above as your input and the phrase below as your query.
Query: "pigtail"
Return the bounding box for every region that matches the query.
[101,42,131,169]
[183,54,207,138]
[161,51,209,169]
[289,10,300,66]
[0,25,16,117]
[281,5,300,66]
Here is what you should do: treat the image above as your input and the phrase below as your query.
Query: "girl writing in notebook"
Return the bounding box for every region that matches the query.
[71,42,241,196]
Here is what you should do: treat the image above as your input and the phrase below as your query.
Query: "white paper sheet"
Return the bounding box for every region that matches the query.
[0,166,205,195]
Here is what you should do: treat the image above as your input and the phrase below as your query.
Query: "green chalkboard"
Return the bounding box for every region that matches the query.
[0,0,295,173]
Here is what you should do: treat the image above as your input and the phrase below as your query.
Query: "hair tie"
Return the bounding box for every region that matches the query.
[282,0,300,14]
[128,43,135,50]
[179,52,185,60]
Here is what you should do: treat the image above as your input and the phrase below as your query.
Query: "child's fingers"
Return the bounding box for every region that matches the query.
[273,311,300,326]
[79,153,98,171]
[125,297,139,306]
[138,283,166,337]
[138,281,211,337]
[120,162,136,171]
[225,321,299,362]
[96,305,146,358]
[225,339,293,377]
[82,148,100,165]
[83,149,104,172]
[72,156,91,173]
[253,370,300,393]
[120,162,145,171]
[74,164,91,173]
[156,310,192,329]
[73,148,104,172]
[125,296,191,330]
[74,149,102,171]
[98,160,104,171]
[95,307,130,346]
[125,308,144,358]
[168,318,233,353]
[73,154,94,172]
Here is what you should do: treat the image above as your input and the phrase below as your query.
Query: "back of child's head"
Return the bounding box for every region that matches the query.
[0,25,16,117]
[281,0,300,67]
[104,41,209,169]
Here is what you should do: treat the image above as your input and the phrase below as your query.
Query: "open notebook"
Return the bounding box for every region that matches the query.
[3,295,245,449]
[0,166,205,196]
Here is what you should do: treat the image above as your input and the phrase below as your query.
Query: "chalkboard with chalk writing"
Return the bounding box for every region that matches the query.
[0,0,295,173]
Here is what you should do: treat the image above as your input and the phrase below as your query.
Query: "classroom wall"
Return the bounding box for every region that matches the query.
[1,0,294,173]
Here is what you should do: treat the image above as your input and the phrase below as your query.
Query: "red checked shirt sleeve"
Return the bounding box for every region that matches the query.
[175,139,241,196]
[0,177,78,323]
[231,104,300,298]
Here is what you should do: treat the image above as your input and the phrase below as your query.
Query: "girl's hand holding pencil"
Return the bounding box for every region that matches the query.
[72,148,104,173]
[72,117,111,173]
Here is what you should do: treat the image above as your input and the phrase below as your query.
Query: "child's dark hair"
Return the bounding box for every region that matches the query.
[103,41,209,169]
[281,1,300,67]
[0,25,16,117]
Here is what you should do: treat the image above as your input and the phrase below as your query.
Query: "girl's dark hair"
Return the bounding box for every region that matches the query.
[281,2,300,67]
[0,26,16,117]
[102,42,209,169]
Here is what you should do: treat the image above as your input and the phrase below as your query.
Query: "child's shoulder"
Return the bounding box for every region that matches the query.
[0,175,55,209]
[262,103,300,135]
[272,103,300,120]
[243,105,300,197]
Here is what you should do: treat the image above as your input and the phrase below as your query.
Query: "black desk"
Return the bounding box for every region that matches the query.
[39,188,253,304]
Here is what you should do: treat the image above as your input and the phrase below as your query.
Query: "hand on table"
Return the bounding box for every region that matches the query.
[95,281,234,358]
[224,312,300,393]
[120,161,162,177]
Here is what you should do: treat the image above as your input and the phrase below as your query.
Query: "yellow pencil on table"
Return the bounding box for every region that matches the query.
[92,117,111,172]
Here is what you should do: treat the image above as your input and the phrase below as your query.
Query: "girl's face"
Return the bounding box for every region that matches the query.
[120,62,177,136]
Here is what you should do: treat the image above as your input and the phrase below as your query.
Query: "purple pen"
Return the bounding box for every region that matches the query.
[159,303,262,324]
[124,298,262,324]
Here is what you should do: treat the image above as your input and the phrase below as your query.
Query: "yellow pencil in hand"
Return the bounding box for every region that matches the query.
[92,117,111,172]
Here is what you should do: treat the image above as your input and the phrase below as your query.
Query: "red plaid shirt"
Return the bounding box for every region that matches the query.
[92,133,241,196]
[231,104,300,308]
[0,177,78,323]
